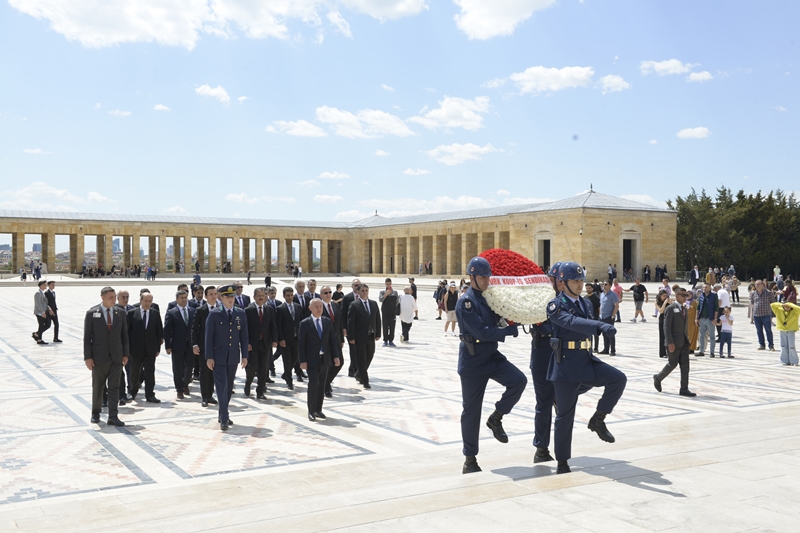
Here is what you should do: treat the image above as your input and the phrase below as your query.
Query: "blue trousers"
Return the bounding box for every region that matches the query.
[213,363,238,424]
[459,359,527,456]
[552,361,627,461]
[754,315,774,349]
[530,340,555,449]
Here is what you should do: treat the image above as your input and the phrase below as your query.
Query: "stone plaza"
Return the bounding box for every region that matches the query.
[1,276,799,532]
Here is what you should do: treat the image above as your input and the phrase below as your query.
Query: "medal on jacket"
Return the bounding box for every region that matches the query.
[235,316,241,330]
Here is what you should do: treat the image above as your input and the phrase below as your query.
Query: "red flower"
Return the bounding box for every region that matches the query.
[479,248,544,277]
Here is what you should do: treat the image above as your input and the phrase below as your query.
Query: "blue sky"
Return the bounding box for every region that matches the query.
[1,0,797,229]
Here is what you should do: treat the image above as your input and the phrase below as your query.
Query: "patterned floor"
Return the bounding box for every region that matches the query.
[1,278,799,517]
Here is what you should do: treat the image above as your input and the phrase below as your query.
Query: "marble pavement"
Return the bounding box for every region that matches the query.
[0,277,799,532]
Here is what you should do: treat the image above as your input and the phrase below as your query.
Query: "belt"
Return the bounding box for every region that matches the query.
[566,340,591,350]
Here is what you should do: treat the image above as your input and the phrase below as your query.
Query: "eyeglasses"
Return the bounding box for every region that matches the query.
[321,291,331,294]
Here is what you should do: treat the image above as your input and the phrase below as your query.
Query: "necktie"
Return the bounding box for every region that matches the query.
[259,306,263,324]
[182,307,188,325]
[316,318,323,339]
[299,295,304,307]
[289,304,295,319]
[106,308,112,331]
[143,309,149,329]
[228,309,232,321]
[363,300,369,313]
[327,303,334,321]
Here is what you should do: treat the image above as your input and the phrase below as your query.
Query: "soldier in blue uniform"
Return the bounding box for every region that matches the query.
[546,262,627,473]
[205,285,249,430]
[457,257,527,474]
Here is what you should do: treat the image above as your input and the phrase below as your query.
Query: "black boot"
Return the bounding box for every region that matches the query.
[588,410,615,443]
[556,460,571,474]
[486,410,508,443]
[533,447,554,463]
[462,455,482,474]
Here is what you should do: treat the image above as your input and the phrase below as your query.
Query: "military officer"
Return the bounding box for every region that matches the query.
[546,262,627,474]
[457,257,527,474]
[205,285,248,430]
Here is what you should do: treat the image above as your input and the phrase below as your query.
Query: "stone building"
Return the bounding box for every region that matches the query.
[0,191,675,278]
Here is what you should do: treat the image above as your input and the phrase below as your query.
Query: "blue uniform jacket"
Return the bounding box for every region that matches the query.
[204,306,249,366]
[529,320,554,369]
[455,286,517,376]
[546,292,603,383]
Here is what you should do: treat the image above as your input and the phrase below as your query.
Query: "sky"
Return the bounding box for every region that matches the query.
[1,0,798,233]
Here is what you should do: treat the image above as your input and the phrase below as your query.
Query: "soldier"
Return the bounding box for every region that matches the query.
[457,257,527,474]
[546,262,627,474]
[205,285,248,430]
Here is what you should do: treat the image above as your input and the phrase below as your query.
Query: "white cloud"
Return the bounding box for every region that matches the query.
[509,66,594,94]
[454,0,556,40]
[496,189,510,195]
[224,193,296,204]
[298,179,321,187]
[381,83,395,92]
[687,71,713,83]
[423,87,435,93]
[340,0,428,20]
[237,96,249,102]
[403,168,431,175]
[314,194,344,204]
[481,77,506,88]
[23,148,46,154]
[195,84,229,104]
[109,109,131,117]
[408,96,490,131]
[424,142,500,165]
[374,149,390,156]
[773,106,788,112]
[335,209,371,221]
[268,120,328,137]
[318,171,350,179]
[598,74,631,94]
[165,205,186,213]
[316,105,414,138]
[640,59,696,76]
[0,181,113,211]
[153,104,170,111]
[94,102,102,110]
[327,11,352,37]
[314,30,325,44]
[648,139,657,145]
[619,194,668,209]
[677,127,711,139]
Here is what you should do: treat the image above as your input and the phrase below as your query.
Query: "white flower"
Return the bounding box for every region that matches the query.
[483,285,555,325]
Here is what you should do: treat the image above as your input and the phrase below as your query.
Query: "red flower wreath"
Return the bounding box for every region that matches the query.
[479,248,544,277]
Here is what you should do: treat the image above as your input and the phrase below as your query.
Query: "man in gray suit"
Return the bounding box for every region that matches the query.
[653,288,696,397]
[84,286,130,426]
[33,280,52,345]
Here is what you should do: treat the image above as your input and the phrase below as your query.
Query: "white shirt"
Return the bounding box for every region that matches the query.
[717,288,730,308]
[102,305,114,325]
[398,293,418,323]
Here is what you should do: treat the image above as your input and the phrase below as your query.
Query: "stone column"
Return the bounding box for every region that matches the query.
[220,237,228,272]
[184,235,192,273]
[462,233,477,275]
[208,236,217,273]
[276,237,285,274]
[172,237,180,272]
[242,238,251,273]
[306,239,315,273]
[95,235,105,268]
[320,238,329,274]
[11,232,25,273]
[158,234,167,273]
[42,232,56,274]
[255,238,263,273]
[231,237,239,274]
[394,237,404,275]
[382,238,392,274]
[69,234,79,273]
[148,236,157,267]
[131,234,140,267]
[105,233,114,271]
[122,235,130,268]
[481,232,494,252]
[197,238,205,272]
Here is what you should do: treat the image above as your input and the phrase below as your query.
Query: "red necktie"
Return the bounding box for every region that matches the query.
[106,308,112,331]
[328,304,334,321]
[259,306,263,324]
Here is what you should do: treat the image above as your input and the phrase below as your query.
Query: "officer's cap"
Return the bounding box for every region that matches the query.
[218,285,237,296]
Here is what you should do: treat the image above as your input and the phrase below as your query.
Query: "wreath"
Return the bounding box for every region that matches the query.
[479,248,555,325]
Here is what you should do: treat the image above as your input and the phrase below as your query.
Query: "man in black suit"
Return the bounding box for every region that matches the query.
[277,286,303,390]
[164,289,196,399]
[189,285,205,308]
[304,279,320,308]
[266,286,280,378]
[126,292,163,403]
[115,290,135,405]
[45,281,62,342]
[83,286,129,426]
[320,285,344,397]
[299,299,341,420]
[132,288,160,312]
[264,274,272,288]
[234,282,251,309]
[341,278,361,377]
[167,284,190,310]
[379,278,399,347]
[654,288,696,397]
[192,286,219,407]
[347,283,381,389]
[244,287,278,399]
[294,280,311,318]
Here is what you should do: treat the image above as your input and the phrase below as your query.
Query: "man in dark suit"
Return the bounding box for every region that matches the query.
[654,288,696,397]
[379,278,399,347]
[320,285,344,398]
[299,299,341,420]
[264,274,272,288]
[266,286,280,378]
[126,292,163,403]
[244,287,278,399]
[84,286,129,426]
[294,280,311,318]
[304,279,320,308]
[33,280,51,345]
[164,289,196,399]
[167,284,190,310]
[192,286,219,407]
[132,288,160,312]
[689,266,700,289]
[189,285,205,308]
[234,282,250,309]
[205,285,248,430]
[277,286,303,390]
[347,283,381,389]
[115,290,136,405]
[45,281,62,342]
[341,279,361,377]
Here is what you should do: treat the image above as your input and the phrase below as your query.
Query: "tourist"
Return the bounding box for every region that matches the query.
[32,280,51,344]
[443,282,459,336]
[686,289,699,353]
[408,277,418,320]
[598,281,619,355]
[783,279,797,304]
[656,291,671,358]
[611,278,623,322]
[716,307,734,358]
[585,283,601,351]
[45,280,61,343]
[434,280,446,320]
[750,280,776,351]
[771,301,799,365]
[695,283,717,357]
[398,286,417,342]
[715,283,730,342]
[331,283,344,303]
[623,278,648,322]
